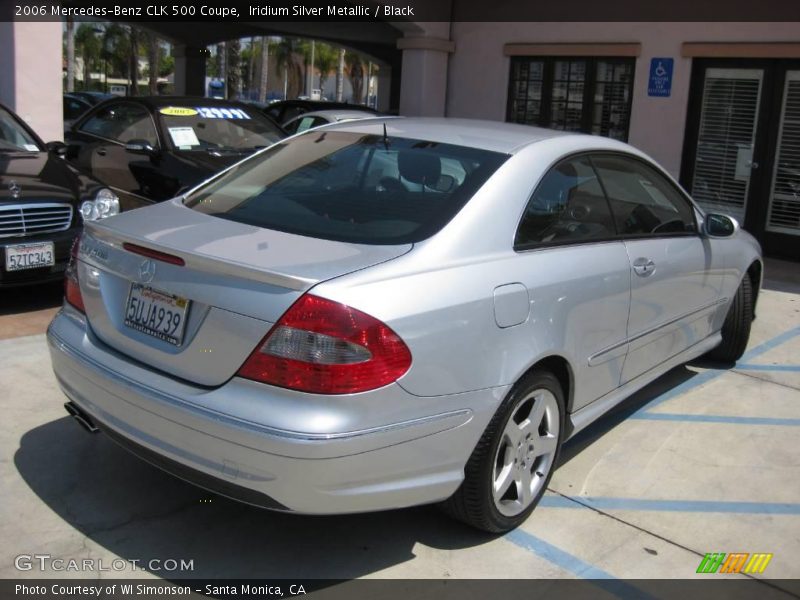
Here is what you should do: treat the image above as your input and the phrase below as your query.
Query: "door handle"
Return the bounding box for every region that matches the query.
[632,257,656,277]
[96,148,107,157]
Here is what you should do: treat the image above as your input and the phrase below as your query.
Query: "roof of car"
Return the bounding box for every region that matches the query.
[290,109,380,122]
[322,117,600,154]
[269,99,379,112]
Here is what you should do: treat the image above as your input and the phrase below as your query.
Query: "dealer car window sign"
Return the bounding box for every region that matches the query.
[648,58,674,97]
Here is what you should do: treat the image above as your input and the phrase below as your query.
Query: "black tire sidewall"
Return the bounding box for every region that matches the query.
[479,370,566,531]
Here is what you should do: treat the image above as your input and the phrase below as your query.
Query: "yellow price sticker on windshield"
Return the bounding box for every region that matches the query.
[159,107,198,117]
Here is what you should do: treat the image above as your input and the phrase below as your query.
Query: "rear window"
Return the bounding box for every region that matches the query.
[185,131,508,245]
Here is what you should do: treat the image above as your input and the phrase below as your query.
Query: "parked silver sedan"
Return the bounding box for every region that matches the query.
[48,118,762,532]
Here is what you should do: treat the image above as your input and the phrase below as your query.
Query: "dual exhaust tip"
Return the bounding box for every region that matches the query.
[64,401,99,434]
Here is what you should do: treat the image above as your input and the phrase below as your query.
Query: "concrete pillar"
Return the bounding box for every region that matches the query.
[376,66,393,113]
[173,45,207,97]
[0,22,63,141]
[397,36,454,117]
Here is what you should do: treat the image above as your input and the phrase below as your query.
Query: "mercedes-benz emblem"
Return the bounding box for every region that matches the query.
[8,181,21,198]
[138,259,156,283]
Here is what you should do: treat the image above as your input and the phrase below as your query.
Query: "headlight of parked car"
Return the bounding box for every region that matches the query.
[81,188,120,221]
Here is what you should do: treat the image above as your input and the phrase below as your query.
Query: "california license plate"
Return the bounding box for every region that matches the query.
[5,241,55,271]
[124,283,190,346]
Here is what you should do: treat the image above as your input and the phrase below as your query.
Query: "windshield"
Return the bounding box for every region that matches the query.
[158,105,283,153]
[185,130,509,245]
[0,107,41,152]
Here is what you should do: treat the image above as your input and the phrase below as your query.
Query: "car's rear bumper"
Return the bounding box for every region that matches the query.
[47,307,507,514]
[0,227,79,287]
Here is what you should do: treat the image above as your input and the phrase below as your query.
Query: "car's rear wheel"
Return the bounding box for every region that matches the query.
[441,370,564,532]
[706,275,753,363]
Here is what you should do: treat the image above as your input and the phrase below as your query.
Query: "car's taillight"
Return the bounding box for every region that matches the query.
[64,233,85,313]
[237,294,412,394]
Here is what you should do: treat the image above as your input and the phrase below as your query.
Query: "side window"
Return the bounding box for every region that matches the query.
[64,98,89,121]
[283,118,301,135]
[592,155,696,235]
[515,156,615,248]
[80,103,157,146]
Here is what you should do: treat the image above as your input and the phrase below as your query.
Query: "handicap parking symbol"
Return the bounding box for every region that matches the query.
[648,58,674,97]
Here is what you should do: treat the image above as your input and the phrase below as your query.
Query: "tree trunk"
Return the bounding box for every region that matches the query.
[83,56,91,92]
[128,27,139,96]
[335,48,345,101]
[259,37,269,102]
[350,62,363,105]
[227,39,241,100]
[66,19,75,92]
[217,42,226,97]
[147,34,159,94]
[247,37,256,99]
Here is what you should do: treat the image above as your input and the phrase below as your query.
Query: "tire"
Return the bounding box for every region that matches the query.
[706,275,753,363]
[441,370,564,533]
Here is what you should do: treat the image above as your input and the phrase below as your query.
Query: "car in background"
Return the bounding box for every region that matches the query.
[260,99,380,126]
[63,94,93,130]
[0,102,117,287]
[63,96,286,206]
[48,118,761,532]
[282,109,382,135]
[69,91,115,106]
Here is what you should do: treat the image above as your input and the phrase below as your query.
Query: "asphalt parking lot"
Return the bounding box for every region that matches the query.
[1,260,798,591]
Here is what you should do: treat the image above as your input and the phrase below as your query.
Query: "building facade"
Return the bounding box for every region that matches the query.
[445,22,800,258]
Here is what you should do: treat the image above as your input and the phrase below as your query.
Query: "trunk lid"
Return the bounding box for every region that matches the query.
[78,199,410,386]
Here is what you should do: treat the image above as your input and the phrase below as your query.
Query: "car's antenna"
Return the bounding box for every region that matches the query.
[382,122,390,150]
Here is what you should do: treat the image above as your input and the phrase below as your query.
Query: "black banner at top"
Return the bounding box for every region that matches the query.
[3,0,800,22]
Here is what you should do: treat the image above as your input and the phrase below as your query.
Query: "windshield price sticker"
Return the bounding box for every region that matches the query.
[195,107,251,120]
[160,106,199,117]
[168,127,201,148]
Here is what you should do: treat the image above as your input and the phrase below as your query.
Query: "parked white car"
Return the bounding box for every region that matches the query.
[282,109,380,134]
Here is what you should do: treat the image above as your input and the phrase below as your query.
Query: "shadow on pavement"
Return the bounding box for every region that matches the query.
[558,363,703,466]
[14,416,495,579]
[762,258,800,294]
[0,281,63,316]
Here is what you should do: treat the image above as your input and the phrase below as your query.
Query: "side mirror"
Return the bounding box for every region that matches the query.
[46,141,67,156]
[704,213,738,238]
[124,139,158,156]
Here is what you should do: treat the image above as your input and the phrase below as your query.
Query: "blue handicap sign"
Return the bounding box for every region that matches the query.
[648,58,674,97]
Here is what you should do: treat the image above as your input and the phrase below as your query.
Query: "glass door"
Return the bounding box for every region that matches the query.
[765,70,800,238]
[688,67,764,224]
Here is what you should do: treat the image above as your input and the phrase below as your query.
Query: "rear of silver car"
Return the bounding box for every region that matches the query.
[48,232,498,513]
[47,130,511,514]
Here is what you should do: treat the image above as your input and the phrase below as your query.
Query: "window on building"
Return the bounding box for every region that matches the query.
[507,57,635,141]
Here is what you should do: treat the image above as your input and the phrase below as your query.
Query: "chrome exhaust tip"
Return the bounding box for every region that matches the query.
[64,402,99,434]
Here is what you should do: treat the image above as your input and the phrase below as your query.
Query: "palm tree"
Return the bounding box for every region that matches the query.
[335,48,345,101]
[145,31,160,95]
[226,38,242,100]
[273,38,302,99]
[314,43,338,97]
[65,18,75,92]
[295,39,313,96]
[128,26,139,95]
[74,24,101,90]
[258,36,271,102]
[345,52,365,104]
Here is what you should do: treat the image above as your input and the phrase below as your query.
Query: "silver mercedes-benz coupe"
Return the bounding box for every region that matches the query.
[48,118,762,532]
